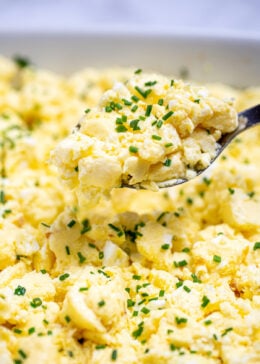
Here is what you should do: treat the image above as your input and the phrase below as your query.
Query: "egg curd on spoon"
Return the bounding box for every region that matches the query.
[51,71,238,209]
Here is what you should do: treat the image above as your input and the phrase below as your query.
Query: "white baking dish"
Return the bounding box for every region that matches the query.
[0,30,259,87]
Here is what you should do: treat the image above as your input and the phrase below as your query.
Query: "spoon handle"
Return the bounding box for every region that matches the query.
[220,104,260,147]
[238,104,260,129]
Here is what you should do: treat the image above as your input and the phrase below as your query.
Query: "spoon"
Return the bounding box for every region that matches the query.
[125,104,260,189]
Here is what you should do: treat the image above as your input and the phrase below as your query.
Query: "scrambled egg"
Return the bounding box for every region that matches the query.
[51,73,237,211]
[0,56,259,364]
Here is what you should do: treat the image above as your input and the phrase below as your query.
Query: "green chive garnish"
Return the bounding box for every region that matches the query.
[115,125,127,133]
[253,242,260,250]
[67,220,76,228]
[152,135,161,141]
[145,105,153,117]
[162,111,174,120]
[213,255,221,263]
[129,146,138,153]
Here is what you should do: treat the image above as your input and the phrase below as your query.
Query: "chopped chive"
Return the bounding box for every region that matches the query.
[186,197,193,205]
[201,295,210,308]
[228,187,235,195]
[158,98,164,105]
[108,223,124,237]
[203,177,211,186]
[156,120,163,128]
[115,103,122,110]
[162,111,174,120]
[111,349,118,361]
[204,320,212,325]
[28,327,35,335]
[152,135,161,141]
[65,246,70,255]
[30,297,42,308]
[121,114,127,122]
[105,106,112,112]
[80,219,91,234]
[157,211,168,221]
[127,299,135,308]
[247,191,255,198]
[14,285,26,296]
[84,108,91,114]
[98,269,110,278]
[131,95,139,103]
[221,327,233,337]
[0,190,6,204]
[159,290,165,297]
[145,80,157,87]
[129,146,138,153]
[170,343,177,351]
[141,307,150,314]
[133,310,138,317]
[131,104,138,112]
[135,86,152,99]
[65,315,71,323]
[132,325,144,338]
[175,317,188,325]
[129,119,141,131]
[138,299,146,305]
[213,255,221,263]
[182,247,190,253]
[170,79,175,86]
[98,300,105,307]
[96,345,106,350]
[183,286,191,293]
[134,69,142,74]
[165,142,173,148]
[194,99,200,103]
[77,252,86,264]
[116,117,123,125]
[253,242,260,250]
[145,105,153,117]
[174,260,188,267]
[59,273,70,281]
[132,274,141,280]
[79,287,88,292]
[191,273,201,283]
[67,219,76,228]
[163,158,171,167]
[176,281,183,288]
[122,98,132,106]
[161,244,170,250]
[142,282,150,287]
[74,166,78,172]
[88,243,96,249]
[115,125,127,133]
[14,328,22,334]
[41,222,50,228]
[99,251,104,259]
[13,55,31,68]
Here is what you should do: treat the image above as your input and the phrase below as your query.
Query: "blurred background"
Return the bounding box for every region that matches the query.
[0,0,259,35]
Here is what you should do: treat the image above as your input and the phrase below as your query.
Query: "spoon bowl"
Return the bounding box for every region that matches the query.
[124,104,260,189]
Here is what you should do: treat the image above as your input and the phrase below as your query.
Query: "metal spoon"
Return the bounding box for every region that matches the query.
[124,104,260,189]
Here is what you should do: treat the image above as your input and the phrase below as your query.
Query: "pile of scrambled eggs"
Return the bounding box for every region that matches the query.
[51,72,237,208]
[0,56,259,364]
